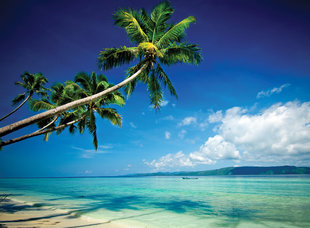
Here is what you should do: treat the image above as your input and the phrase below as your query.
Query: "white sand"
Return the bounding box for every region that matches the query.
[0,198,128,228]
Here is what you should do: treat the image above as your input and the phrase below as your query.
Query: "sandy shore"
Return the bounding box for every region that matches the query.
[0,197,127,228]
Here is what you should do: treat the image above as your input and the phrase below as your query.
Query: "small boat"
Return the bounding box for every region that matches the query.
[182,177,198,179]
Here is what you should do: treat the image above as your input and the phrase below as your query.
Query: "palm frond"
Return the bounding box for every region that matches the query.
[113,8,149,44]
[69,124,76,134]
[78,118,86,134]
[64,81,87,100]
[96,75,109,93]
[29,99,55,111]
[160,42,202,65]
[147,69,163,109]
[12,93,26,106]
[85,110,98,149]
[75,72,92,93]
[150,1,174,42]
[112,94,125,106]
[98,46,138,71]
[51,83,66,104]
[156,63,177,98]
[156,16,196,48]
[97,108,122,127]
[140,9,154,40]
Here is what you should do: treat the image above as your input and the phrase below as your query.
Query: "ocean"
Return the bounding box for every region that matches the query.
[1,176,310,227]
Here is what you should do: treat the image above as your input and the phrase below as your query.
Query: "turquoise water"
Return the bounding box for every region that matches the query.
[1,176,310,227]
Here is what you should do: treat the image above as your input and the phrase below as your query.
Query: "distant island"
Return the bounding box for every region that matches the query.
[127,166,310,177]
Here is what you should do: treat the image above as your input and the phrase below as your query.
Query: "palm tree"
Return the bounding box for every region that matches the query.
[0,72,49,121]
[0,72,124,149]
[65,72,124,149]
[0,1,201,137]
[98,1,202,108]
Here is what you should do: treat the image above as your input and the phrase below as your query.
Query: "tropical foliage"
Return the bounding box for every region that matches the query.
[0,73,124,149]
[0,72,49,121]
[98,1,202,109]
[0,1,201,144]
[30,72,124,149]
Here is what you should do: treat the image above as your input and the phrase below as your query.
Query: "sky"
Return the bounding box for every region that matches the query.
[0,0,310,177]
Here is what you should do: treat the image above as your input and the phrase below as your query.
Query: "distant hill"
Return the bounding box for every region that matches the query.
[127,166,310,177]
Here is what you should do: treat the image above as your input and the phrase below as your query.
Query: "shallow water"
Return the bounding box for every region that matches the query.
[1,176,310,227]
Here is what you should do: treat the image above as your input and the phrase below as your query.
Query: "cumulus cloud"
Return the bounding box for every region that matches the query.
[178,116,197,126]
[190,135,240,163]
[165,131,171,140]
[216,101,310,163]
[208,111,223,123]
[144,151,193,169]
[257,83,290,98]
[145,101,310,169]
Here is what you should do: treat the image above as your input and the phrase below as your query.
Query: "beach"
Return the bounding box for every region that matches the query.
[0,197,125,228]
[1,176,310,228]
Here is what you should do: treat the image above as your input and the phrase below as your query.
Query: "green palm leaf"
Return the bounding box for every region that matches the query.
[75,72,93,93]
[155,63,177,98]
[150,1,174,42]
[29,99,55,112]
[160,42,202,65]
[147,69,163,109]
[98,46,138,70]
[97,108,122,127]
[12,93,26,106]
[113,8,149,44]
[156,16,196,48]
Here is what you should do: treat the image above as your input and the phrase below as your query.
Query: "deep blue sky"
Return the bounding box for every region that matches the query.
[0,0,310,177]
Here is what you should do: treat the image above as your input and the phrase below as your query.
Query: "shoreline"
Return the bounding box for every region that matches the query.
[0,196,127,228]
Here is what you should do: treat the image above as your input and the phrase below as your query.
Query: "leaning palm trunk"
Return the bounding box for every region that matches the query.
[0,64,147,137]
[0,116,84,147]
[0,94,31,122]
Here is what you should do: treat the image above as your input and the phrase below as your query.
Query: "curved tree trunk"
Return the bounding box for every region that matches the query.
[0,94,31,122]
[0,116,84,147]
[0,64,147,137]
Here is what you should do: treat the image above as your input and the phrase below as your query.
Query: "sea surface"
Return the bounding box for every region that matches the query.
[1,176,310,227]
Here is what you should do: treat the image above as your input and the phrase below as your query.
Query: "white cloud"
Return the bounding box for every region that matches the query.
[178,116,197,126]
[208,111,223,123]
[189,135,240,164]
[145,101,310,170]
[144,151,193,170]
[216,101,310,163]
[73,146,110,159]
[129,122,137,128]
[165,131,171,140]
[178,129,187,139]
[257,83,290,98]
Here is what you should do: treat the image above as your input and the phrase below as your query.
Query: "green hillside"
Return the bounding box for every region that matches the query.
[127,166,310,177]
